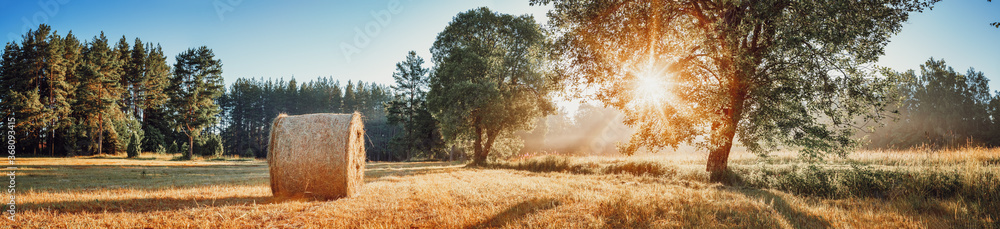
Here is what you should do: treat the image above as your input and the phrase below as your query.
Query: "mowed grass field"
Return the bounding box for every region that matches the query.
[7,149,1000,228]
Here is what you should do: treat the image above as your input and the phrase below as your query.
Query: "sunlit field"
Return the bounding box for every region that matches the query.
[9,149,998,228]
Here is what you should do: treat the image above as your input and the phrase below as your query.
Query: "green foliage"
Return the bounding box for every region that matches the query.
[195,133,223,157]
[218,77,396,159]
[487,155,680,177]
[602,161,678,177]
[429,7,556,165]
[113,117,143,157]
[168,46,224,160]
[126,132,142,158]
[869,58,1000,148]
[154,143,166,154]
[532,0,939,180]
[167,141,179,155]
[386,51,445,161]
[179,142,189,158]
[0,24,79,155]
[75,31,126,155]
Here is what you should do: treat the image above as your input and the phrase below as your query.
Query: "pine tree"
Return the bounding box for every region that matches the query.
[139,44,171,152]
[387,51,444,160]
[74,32,124,155]
[0,24,78,155]
[41,28,75,156]
[123,38,146,118]
[168,46,224,160]
[330,80,342,113]
[55,31,83,155]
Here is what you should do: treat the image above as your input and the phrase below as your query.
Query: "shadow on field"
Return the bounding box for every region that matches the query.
[470,198,561,229]
[731,188,831,229]
[23,196,271,213]
[365,162,465,181]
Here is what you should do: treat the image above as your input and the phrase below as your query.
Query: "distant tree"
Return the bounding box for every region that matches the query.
[428,7,556,165]
[533,0,938,182]
[218,77,396,159]
[168,46,224,160]
[871,58,996,148]
[386,51,444,160]
[344,80,357,112]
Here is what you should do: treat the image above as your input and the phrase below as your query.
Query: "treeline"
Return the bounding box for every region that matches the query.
[0,24,176,157]
[0,24,404,160]
[867,58,1000,148]
[218,77,400,160]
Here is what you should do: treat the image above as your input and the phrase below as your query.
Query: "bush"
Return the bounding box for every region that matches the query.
[113,118,144,156]
[126,132,142,158]
[168,141,179,154]
[602,161,678,178]
[195,133,224,157]
[840,166,897,198]
[155,144,166,154]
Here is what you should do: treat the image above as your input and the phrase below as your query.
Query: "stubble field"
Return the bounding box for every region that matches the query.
[6,148,999,228]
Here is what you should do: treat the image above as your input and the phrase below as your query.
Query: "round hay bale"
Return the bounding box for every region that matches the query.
[268,112,366,200]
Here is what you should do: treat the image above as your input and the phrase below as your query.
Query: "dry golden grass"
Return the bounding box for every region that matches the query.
[6,149,999,228]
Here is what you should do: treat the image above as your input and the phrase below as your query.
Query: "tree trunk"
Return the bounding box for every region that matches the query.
[473,125,486,165]
[707,89,747,183]
[706,119,738,183]
[98,113,104,155]
[187,134,194,160]
[50,130,55,156]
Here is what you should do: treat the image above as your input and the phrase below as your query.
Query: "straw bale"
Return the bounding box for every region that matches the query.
[268,113,366,200]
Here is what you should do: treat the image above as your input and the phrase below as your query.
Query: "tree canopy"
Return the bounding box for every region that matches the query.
[428,7,557,165]
[533,0,938,181]
[869,58,1000,148]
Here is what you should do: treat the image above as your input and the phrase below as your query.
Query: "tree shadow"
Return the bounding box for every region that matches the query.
[468,198,561,229]
[730,188,832,229]
[23,196,273,213]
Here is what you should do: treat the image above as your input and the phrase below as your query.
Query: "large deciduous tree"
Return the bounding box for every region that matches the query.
[533,0,938,182]
[168,46,224,160]
[428,7,556,165]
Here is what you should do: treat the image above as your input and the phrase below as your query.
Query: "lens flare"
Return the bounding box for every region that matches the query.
[630,68,674,108]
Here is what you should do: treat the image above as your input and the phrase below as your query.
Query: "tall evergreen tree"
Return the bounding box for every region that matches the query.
[74,32,125,155]
[386,51,443,160]
[139,44,171,152]
[54,31,83,155]
[123,38,145,117]
[41,28,75,156]
[168,46,224,160]
[344,80,357,112]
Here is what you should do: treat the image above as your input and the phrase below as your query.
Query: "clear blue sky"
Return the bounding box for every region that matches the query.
[1,0,998,91]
